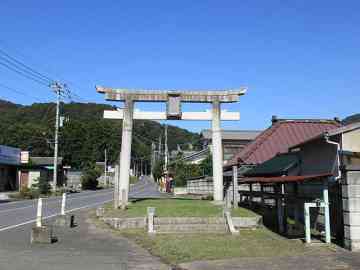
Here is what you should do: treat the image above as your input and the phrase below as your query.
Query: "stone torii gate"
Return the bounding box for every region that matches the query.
[96,86,246,207]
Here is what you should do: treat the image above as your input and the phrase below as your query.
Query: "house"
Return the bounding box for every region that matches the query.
[286,122,360,250]
[0,145,21,192]
[18,156,64,189]
[234,121,360,250]
[201,129,261,164]
[227,116,341,167]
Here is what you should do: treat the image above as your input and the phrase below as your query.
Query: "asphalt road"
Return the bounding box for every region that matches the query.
[0,177,168,270]
[0,176,163,232]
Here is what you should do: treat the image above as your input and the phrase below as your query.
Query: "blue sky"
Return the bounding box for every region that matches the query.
[0,1,359,132]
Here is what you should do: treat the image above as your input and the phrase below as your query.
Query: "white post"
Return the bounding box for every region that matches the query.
[36,198,43,228]
[119,99,134,205]
[232,165,238,209]
[104,149,108,187]
[304,203,311,243]
[211,100,223,202]
[323,178,331,244]
[147,207,156,234]
[61,193,66,215]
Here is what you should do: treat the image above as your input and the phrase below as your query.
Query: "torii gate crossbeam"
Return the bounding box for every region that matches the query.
[96,86,246,207]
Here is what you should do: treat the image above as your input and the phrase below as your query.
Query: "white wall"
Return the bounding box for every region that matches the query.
[343,129,360,153]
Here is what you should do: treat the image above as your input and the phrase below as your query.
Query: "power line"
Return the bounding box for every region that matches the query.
[0,55,52,84]
[0,82,48,102]
[0,48,54,82]
[0,61,50,87]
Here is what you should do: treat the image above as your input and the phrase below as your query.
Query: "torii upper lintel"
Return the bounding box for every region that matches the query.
[96,86,246,103]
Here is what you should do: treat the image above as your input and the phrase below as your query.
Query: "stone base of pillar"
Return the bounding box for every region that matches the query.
[344,238,360,251]
[54,214,75,227]
[31,226,53,244]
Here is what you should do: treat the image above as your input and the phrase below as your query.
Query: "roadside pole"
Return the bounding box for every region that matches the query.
[104,148,108,187]
[50,82,62,192]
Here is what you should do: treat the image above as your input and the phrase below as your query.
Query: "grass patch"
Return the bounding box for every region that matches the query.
[232,207,259,218]
[119,228,307,265]
[104,198,222,218]
[103,198,258,218]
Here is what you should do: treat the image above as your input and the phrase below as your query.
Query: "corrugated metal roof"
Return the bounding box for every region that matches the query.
[201,129,262,141]
[238,173,333,184]
[244,153,298,177]
[228,119,341,166]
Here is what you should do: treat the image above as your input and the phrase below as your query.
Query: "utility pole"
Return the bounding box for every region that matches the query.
[50,82,64,192]
[164,124,168,170]
[104,148,108,187]
[158,135,162,160]
[151,142,155,178]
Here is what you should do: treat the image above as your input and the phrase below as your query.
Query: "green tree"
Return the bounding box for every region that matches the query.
[200,153,212,176]
[153,160,164,181]
[81,166,101,190]
[30,175,51,196]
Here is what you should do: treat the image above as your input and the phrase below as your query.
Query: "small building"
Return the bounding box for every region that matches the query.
[227,117,341,167]
[201,129,261,164]
[18,157,64,189]
[233,121,360,251]
[0,145,21,192]
[288,122,360,250]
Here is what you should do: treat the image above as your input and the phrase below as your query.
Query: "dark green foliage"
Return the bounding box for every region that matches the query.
[81,166,101,190]
[152,160,164,181]
[0,100,200,169]
[200,154,212,176]
[33,176,51,195]
[171,153,212,187]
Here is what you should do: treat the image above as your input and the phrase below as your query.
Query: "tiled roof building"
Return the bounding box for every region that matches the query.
[228,117,341,166]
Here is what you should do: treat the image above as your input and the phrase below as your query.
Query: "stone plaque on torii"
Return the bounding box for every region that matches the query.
[96,86,246,208]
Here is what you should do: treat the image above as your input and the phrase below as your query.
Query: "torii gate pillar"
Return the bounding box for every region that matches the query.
[119,99,133,206]
[212,100,223,202]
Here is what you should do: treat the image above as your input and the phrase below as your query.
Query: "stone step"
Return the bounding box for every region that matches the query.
[154,224,228,233]
[154,217,225,225]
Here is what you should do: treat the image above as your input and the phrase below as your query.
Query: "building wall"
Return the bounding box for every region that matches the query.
[342,169,360,251]
[298,138,338,176]
[343,129,360,152]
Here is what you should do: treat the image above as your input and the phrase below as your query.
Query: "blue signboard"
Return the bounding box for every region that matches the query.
[0,145,21,165]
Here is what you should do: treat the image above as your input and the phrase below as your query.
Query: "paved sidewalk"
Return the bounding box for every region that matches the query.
[0,209,168,270]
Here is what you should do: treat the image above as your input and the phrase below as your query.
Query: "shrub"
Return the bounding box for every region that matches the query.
[33,176,51,195]
[81,166,101,190]
[19,186,39,199]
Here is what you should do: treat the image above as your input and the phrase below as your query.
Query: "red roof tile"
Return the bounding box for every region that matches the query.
[228,119,341,166]
[238,173,333,184]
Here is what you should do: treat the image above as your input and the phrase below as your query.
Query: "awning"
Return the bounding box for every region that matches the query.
[238,173,333,184]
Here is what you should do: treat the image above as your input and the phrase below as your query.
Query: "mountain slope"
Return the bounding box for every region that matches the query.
[0,99,200,169]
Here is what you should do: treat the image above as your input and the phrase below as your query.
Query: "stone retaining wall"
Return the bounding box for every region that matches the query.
[186,177,213,195]
[232,216,262,228]
[100,215,262,232]
[102,217,146,229]
[343,169,360,251]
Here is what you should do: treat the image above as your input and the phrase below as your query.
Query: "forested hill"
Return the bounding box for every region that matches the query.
[342,114,360,125]
[0,99,200,169]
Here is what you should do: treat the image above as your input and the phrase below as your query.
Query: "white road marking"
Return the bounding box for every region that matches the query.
[0,199,113,232]
[0,191,113,214]
[0,181,161,232]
